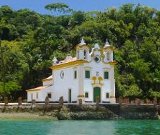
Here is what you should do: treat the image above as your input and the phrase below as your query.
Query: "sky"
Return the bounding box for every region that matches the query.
[0,0,160,14]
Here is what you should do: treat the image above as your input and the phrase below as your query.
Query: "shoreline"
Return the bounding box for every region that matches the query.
[0,112,159,121]
[0,112,56,120]
[0,104,159,120]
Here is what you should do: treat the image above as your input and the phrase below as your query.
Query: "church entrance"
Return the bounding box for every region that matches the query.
[93,87,101,102]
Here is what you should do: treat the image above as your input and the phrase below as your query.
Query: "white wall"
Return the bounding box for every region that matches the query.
[27,86,54,102]
[27,46,115,103]
[43,80,53,86]
[27,91,39,102]
[83,59,115,103]
[53,67,79,102]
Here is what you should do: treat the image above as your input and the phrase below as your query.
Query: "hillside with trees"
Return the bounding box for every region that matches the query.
[0,3,160,101]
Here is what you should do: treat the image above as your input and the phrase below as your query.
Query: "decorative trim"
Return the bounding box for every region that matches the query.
[84,66,91,69]
[91,83,103,87]
[103,46,115,51]
[92,76,96,80]
[78,95,85,98]
[42,78,53,82]
[108,61,117,65]
[76,44,89,51]
[91,76,104,86]
[98,76,103,80]
[26,86,48,92]
[27,90,41,93]
[103,67,111,70]
[50,60,88,70]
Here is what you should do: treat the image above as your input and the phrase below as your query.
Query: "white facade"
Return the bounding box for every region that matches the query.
[26,39,116,103]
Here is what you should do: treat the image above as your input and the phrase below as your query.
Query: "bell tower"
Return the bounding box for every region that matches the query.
[76,38,89,61]
[103,39,114,63]
[91,43,101,63]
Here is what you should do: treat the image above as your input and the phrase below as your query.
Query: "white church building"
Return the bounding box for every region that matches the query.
[26,39,116,103]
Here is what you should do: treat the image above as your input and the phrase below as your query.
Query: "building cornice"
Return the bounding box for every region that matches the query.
[103,46,115,51]
[26,86,48,92]
[42,78,53,82]
[50,60,89,70]
[76,44,89,51]
[108,61,117,66]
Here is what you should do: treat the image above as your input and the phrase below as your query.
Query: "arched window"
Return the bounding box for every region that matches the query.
[84,50,87,59]
[36,92,38,99]
[74,70,77,79]
[77,51,79,59]
[107,52,110,61]
[31,93,33,100]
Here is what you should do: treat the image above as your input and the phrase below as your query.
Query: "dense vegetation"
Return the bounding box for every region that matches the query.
[0,3,160,100]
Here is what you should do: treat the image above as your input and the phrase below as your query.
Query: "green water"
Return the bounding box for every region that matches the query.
[0,120,159,135]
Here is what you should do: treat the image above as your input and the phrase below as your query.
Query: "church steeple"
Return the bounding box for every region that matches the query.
[80,38,86,46]
[103,39,114,63]
[104,39,110,48]
[52,57,57,65]
[76,38,89,61]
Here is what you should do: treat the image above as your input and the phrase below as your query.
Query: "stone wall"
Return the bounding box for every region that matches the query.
[0,103,159,120]
[120,105,159,119]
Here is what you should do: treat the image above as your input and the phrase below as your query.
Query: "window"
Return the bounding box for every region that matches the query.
[77,51,79,59]
[107,52,110,60]
[104,71,109,79]
[106,93,109,98]
[60,71,64,79]
[47,93,52,98]
[36,93,38,99]
[94,56,100,63]
[85,92,89,98]
[31,93,33,100]
[85,70,90,78]
[74,70,77,79]
[84,50,87,59]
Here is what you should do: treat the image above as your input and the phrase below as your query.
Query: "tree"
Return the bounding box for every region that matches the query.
[0,4,160,100]
[0,40,28,96]
[45,3,72,15]
[0,38,6,95]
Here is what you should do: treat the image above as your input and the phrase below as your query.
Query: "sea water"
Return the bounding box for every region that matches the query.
[0,120,159,135]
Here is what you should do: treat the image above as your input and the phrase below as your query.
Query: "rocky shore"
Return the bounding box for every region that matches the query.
[0,104,159,120]
[0,112,55,120]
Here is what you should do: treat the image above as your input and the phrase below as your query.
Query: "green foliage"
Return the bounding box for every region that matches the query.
[0,81,21,95]
[0,3,160,99]
[45,3,72,14]
[0,40,28,96]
